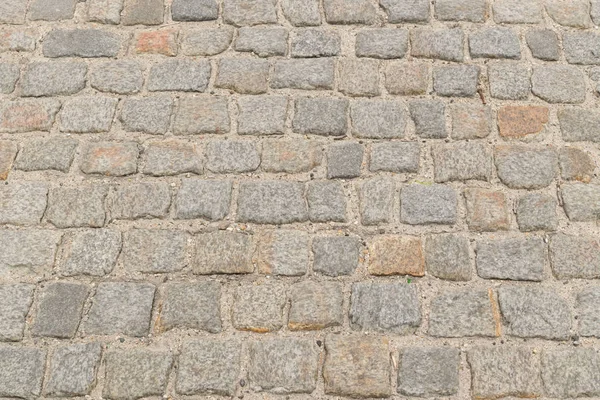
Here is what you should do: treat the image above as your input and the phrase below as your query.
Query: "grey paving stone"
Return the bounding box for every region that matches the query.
[313,235,360,276]
[380,0,430,22]
[409,99,447,138]
[0,284,34,342]
[272,59,335,90]
[175,180,232,221]
[0,182,48,226]
[435,0,486,21]
[172,0,217,21]
[215,58,269,94]
[176,340,240,396]
[45,343,102,397]
[289,281,344,330]
[532,65,586,104]
[323,0,378,24]
[237,95,287,135]
[121,0,164,25]
[236,27,287,57]
[32,282,89,339]
[542,348,600,398]
[339,59,380,97]
[350,282,421,334]
[468,347,542,399]
[46,186,108,228]
[43,29,122,57]
[0,230,61,273]
[549,233,600,279]
[0,99,61,133]
[257,230,309,276]
[370,142,419,173]
[120,96,173,135]
[425,234,472,281]
[433,142,491,182]
[15,137,77,172]
[206,141,260,173]
[87,0,124,23]
[411,28,464,62]
[0,63,19,94]
[558,108,600,142]
[493,0,542,23]
[489,62,531,100]
[232,283,286,332]
[594,0,600,24]
[237,181,308,224]
[293,97,348,136]
[103,349,173,399]
[143,141,202,176]
[359,178,394,225]
[281,0,320,25]
[385,62,430,96]
[0,346,46,398]
[577,287,600,337]
[121,229,188,273]
[450,104,491,139]
[84,282,156,337]
[327,142,363,179]
[262,139,321,173]
[433,64,479,97]
[469,27,521,59]
[495,146,558,189]
[159,282,221,333]
[59,96,117,133]
[526,29,560,61]
[181,28,234,56]
[355,28,407,59]
[29,0,77,21]
[561,183,600,221]
[559,147,595,182]
[429,289,497,337]
[90,60,144,94]
[517,193,558,232]
[291,29,340,57]
[401,183,457,225]
[499,286,571,340]
[476,237,546,281]
[193,231,254,274]
[248,338,319,393]
[323,335,391,398]
[0,0,28,24]
[350,99,406,138]
[80,142,139,177]
[545,0,592,28]
[21,61,87,97]
[58,229,121,277]
[223,0,277,25]
[564,32,600,65]
[307,181,347,222]
[148,59,210,92]
[397,347,459,396]
[173,96,229,135]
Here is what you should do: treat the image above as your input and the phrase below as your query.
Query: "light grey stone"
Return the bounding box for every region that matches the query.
[0,182,48,226]
[289,281,343,330]
[398,348,459,397]
[558,108,600,142]
[0,346,46,398]
[380,0,430,22]
[238,96,287,135]
[409,99,447,138]
[435,0,486,21]
[359,178,394,225]
[32,282,89,339]
[0,284,34,341]
[0,63,19,94]
[433,142,491,182]
[561,183,600,221]
[549,233,600,279]
[526,29,560,61]
[356,28,408,59]
[282,0,321,25]
[87,0,124,23]
[293,97,347,136]
[237,181,308,224]
[425,234,472,281]
[262,139,321,173]
[43,29,122,57]
[493,0,542,23]
[29,0,77,21]
[401,183,457,225]
[351,99,406,138]
[327,142,363,179]
[370,142,419,173]
[172,0,217,21]
[148,59,211,92]
[495,146,558,189]
[160,282,221,333]
[233,283,286,332]
[46,186,108,228]
[236,27,287,57]
[476,237,546,281]
[58,229,122,277]
[339,59,380,97]
[90,60,143,94]
[223,0,277,26]
[291,29,340,57]
[193,231,254,274]
[257,230,309,276]
[559,146,595,181]
[272,59,335,90]
[517,193,558,232]
[433,64,479,97]
[142,141,202,176]
[0,0,28,24]
[80,142,139,177]
[578,287,600,337]
[45,343,102,397]
[429,290,497,337]
[175,180,232,220]
[307,181,347,222]
[15,137,77,172]
[545,0,592,28]
[469,27,521,59]
[215,58,269,94]
[542,349,600,398]
[121,0,164,25]
[323,0,379,24]
[206,141,260,173]
[121,229,188,273]
[564,32,600,65]
[21,61,87,97]
[120,96,173,135]
[532,65,586,104]
[182,28,233,56]
[385,62,430,95]
[313,235,360,276]
[489,62,530,100]
[173,96,229,135]
[411,28,464,62]
[59,97,117,133]
[0,230,61,273]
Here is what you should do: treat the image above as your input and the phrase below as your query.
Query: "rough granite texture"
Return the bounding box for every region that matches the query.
[0,0,599,399]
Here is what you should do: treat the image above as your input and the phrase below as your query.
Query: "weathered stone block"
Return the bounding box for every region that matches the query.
[327,142,363,179]
[559,147,595,182]
[433,142,491,182]
[59,97,117,133]
[237,95,287,135]
[46,186,108,228]
[57,229,121,276]
[400,183,457,225]
[14,137,77,172]
[339,59,380,97]
[526,29,560,61]
[43,29,122,57]
[549,233,600,279]
[495,145,558,189]
[411,28,464,62]
[120,97,173,134]
[464,188,510,232]
[542,349,600,398]
[205,141,260,173]
[359,178,394,225]
[497,105,548,138]
[397,347,459,397]
[355,28,408,59]
[476,237,546,281]
[532,65,586,104]
[271,59,335,90]
[257,230,309,276]
[262,139,321,173]
[433,64,479,97]
[148,59,210,92]
[577,287,600,337]
[371,142,419,173]
[172,0,217,21]
[435,0,486,21]
[32,282,89,338]
[21,62,86,97]
[0,182,48,226]
[493,0,542,23]
[291,29,340,57]
[409,99,447,138]
[293,97,348,136]
[181,28,233,56]
[173,96,229,134]
[0,284,34,341]
[313,235,360,276]
[80,142,139,177]
[0,230,61,273]
[223,0,277,26]
[558,108,600,142]
[175,180,232,221]
[193,231,254,274]
[380,0,430,22]
[215,58,269,94]
[44,343,102,397]
[561,183,600,221]
[237,181,308,224]
[384,62,429,96]
[350,99,407,138]
[425,234,472,281]
[233,283,286,332]
[450,104,491,139]
[429,289,498,337]
[121,0,164,25]
[368,235,424,276]
[307,181,347,222]
[121,229,188,273]
[516,193,558,232]
[159,282,221,333]
[282,0,321,25]
[323,0,378,24]
[469,27,521,59]
[289,281,344,330]
[489,63,531,100]
[0,346,46,398]
[142,141,203,176]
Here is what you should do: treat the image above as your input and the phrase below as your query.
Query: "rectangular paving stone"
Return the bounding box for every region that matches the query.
[429,289,498,337]
[21,62,86,97]
[173,96,229,135]
[59,97,117,133]
[87,0,124,23]
[397,347,460,397]
[385,62,430,96]
[175,179,232,221]
[495,145,558,189]
[142,141,203,176]
[350,282,421,334]
[411,28,464,62]
[159,282,221,333]
[223,0,277,26]
[237,95,287,135]
[549,233,600,279]
[32,282,89,339]
[271,59,335,90]
[526,29,560,61]
[261,139,321,173]
[327,142,363,178]
[564,32,600,65]
[205,140,260,173]
[108,182,171,220]
[44,343,102,397]
[236,27,287,57]
[291,28,340,57]
[368,235,424,277]
[350,99,406,138]
[532,65,586,104]
[370,142,419,172]
[0,63,19,94]
[0,346,46,398]
[469,27,521,59]
[57,229,122,277]
[293,97,348,136]
[181,27,233,56]
[15,137,77,172]
[476,237,546,281]
[237,181,308,224]
[313,235,360,276]
[29,0,77,21]
[172,0,218,21]
[307,181,347,222]
[257,230,309,276]
[577,287,600,337]
[176,340,240,396]
[356,28,408,59]
[215,58,269,94]
[401,183,457,225]
[0,182,48,226]
[560,183,600,221]
[339,59,380,97]
[489,62,531,100]
[80,141,139,177]
[450,103,491,139]
[121,229,188,273]
[120,96,173,134]
[425,233,472,281]
[561,146,595,181]
[121,0,164,25]
[323,0,378,24]
[409,99,447,138]
[433,142,491,182]
[497,105,549,138]
[43,29,122,57]
[558,108,600,142]
[0,229,61,273]
[289,281,343,330]
[516,193,558,232]
[281,0,321,25]
[90,60,143,94]
[433,64,480,97]
[232,283,286,332]
[193,231,254,274]
[380,0,430,22]
[46,187,108,229]
[0,0,28,24]
[465,188,510,232]
[493,0,542,23]
[435,0,486,21]
[542,349,600,398]
[0,284,34,341]
[359,178,394,225]
[148,59,211,92]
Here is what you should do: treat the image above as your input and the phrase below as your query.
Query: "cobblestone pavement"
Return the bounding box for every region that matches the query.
[2,0,600,399]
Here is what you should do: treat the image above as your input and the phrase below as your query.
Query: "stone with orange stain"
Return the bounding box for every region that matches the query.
[288,281,343,331]
[261,139,321,173]
[559,147,595,183]
[465,188,510,232]
[0,29,36,52]
[256,230,309,276]
[450,103,491,139]
[232,283,285,333]
[0,141,17,180]
[0,99,60,133]
[368,235,424,276]
[80,141,140,176]
[134,30,178,56]
[497,105,549,138]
